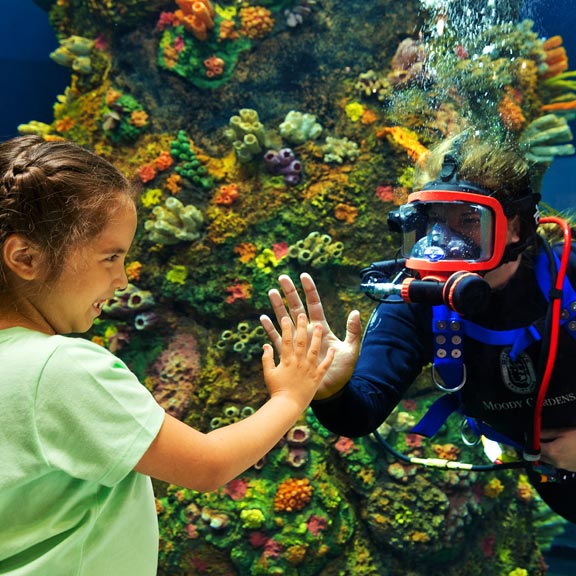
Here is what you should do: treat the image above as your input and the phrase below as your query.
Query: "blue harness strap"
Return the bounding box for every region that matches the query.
[411,246,576,441]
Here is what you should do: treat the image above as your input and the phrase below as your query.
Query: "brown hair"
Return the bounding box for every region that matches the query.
[414,134,538,241]
[0,135,137,287]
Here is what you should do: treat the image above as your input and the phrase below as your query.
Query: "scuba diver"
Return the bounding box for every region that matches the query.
[260,133,576,523]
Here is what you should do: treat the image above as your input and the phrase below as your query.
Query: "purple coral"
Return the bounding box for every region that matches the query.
[263,148,302,185]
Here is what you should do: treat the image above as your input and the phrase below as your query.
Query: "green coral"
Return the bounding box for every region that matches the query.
[144,197,204,245]
[50,35,94,74]
[519,113,575,164]
[225,109,268,163]
[170,130,214,189]
[158,23,250,90]
[216,321,266,363]
[102,91,148,144]
[288,231,344,268]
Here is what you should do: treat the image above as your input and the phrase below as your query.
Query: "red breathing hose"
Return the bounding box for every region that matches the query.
[531,217,572,456]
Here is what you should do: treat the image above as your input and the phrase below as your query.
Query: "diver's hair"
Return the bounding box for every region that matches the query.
[414,134,536,240]
[0,135,137,287]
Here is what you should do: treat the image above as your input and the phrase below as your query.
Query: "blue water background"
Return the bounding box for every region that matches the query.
[0,0,575,573]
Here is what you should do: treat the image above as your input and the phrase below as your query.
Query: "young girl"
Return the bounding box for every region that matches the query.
[0,135,334,575]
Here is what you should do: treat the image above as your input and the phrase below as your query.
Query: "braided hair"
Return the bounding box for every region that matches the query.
[0,135,137,288]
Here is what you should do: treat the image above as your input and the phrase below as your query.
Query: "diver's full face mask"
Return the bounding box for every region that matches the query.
[388,190,509,275]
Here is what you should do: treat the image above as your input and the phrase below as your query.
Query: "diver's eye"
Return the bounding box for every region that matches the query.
[459,217,481,227]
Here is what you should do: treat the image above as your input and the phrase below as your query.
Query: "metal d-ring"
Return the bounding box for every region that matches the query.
[460,418,481,447]
[431,363,466,393]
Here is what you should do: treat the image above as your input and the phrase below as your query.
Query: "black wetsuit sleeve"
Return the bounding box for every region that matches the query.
[311,300,432,437]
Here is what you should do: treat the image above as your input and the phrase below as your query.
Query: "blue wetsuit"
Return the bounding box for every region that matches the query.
[312,241,576,522]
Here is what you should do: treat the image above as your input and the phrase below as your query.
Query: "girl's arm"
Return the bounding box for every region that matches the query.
[134,314,334,491]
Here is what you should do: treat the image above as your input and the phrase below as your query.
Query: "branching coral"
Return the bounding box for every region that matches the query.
[321,136,360,164]
[144,196,204,244]
[278,110,323,145]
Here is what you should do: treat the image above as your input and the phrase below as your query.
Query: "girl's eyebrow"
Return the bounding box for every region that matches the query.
[100,246,128,254]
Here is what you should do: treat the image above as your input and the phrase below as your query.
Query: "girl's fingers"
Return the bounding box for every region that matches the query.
[279,315,294,356]
[293,313,308,357]
[261,343,275,372]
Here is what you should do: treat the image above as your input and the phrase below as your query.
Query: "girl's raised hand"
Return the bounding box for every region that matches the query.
[260,273,361,400]
[261,313,334,406]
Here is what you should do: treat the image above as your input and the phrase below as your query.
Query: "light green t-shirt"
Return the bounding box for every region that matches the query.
[0,328,166,575]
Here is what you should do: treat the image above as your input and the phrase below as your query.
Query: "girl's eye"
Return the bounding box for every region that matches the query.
[106,255,119,262]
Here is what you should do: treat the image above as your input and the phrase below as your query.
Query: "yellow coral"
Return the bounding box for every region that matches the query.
[125,261,142,282]
[129,110,149,128]
[255,248,280,273]
[239,6,274,39]
[345,101,364,122]
[334,202,358,224]
[234,242,257,263]
[409,531,430,543]
[285,544,308,564]
[141,188,163,208]
[484,477,504,499]
[516,474,535,502]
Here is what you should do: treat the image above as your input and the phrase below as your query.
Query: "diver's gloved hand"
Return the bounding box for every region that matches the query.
[260,273,362,401]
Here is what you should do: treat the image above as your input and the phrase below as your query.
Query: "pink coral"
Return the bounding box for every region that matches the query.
[306,514,328,536]
[149,332,201,419]
[334,436,355,455]
[225,478,248,501]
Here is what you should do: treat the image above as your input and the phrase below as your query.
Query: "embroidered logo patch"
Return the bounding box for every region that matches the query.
[499,347,536,395]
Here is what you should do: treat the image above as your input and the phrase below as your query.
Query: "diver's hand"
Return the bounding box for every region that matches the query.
[260,273,362,400]
[540,427,576,472]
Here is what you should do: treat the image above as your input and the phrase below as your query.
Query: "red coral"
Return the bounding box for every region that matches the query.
[156,11,176,31]
[249,531,269,548]
[376,185,394,202]
[272,242,289,261]
[225,478,248,501]
[225,281,252,303]
[154,151,174,171]
[480,535,495,558]
[137,163,157,184]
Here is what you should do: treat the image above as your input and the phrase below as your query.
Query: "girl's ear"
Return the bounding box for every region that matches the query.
[2,234,43,280]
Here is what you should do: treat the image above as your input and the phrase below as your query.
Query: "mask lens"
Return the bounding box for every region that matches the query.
[398,201,495,263]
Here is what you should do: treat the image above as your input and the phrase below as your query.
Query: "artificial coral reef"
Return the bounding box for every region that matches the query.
[26,0,576,573]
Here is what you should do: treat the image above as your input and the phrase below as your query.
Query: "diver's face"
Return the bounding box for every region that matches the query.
[428,203,483,246]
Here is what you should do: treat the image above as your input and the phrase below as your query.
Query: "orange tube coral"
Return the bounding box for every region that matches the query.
[376,126,428,163]
[542,35,568,79]
[541,100,576,112]
[174,0,215,40]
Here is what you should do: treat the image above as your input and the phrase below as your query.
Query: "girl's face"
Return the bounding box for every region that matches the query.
[30,198,138,335]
